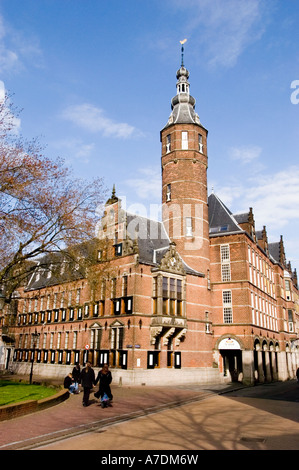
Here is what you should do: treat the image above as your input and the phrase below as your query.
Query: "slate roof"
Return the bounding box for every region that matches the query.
[208,193,242,235]
[25,239,100,292]
[126,213,204,277]
[162,65,203,131]
[25,212,205,291]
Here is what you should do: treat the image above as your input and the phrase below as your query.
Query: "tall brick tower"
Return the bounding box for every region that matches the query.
[160,45,209,274]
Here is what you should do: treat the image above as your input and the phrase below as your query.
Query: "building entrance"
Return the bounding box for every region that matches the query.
[218,337,242,382]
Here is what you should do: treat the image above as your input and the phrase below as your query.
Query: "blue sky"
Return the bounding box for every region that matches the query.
[0,0,299,272]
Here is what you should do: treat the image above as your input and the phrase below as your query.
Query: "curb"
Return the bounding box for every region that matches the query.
[0,388,70,422]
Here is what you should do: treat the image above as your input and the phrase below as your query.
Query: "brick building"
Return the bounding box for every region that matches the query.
[1,57,298,386]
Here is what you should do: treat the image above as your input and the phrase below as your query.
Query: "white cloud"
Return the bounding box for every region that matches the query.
[125,167,161,201]
[0,14,43,74]
[215,164,299,238]
[245,167,299,228]
[62,103,140,139]
[52,138,95,163]
[230,145,262,164]
[172,0,267,68]
[212,165,299,267]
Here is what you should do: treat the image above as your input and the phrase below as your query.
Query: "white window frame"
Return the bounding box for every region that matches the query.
[220,244,231,282]
[223,290,233,324]
[181,131,188,150]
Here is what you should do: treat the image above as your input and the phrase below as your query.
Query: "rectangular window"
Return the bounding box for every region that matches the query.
[223,290,233,323]
[115,243,122,256]
[185,217,192,237]
[60,293,65,308]
[111,327,123,350]
[170,278,176,298]
[69,308,74,321]
[93,302,99,317]
[147,351,160,369]
[220,244,231,282]
[177,279,182,299]
[65,332,69,349]
[221,264,231,281]
[53,293,57,309]
[43,333,47,349]
[157,276,184,316]
[224,308,233,323]
[73,331,77,349]
[113,299,121,315]
[166,134,171,153]
[166,183,171,202]
[182,131,188,150]
[77,307,82,320]
[221,244,230,262]
[223,290,231,304]
[198,134,203,153]
[57,332,61,349]
[174,351,181,369]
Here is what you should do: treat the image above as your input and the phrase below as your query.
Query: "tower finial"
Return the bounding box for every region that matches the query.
[180,39,187,67]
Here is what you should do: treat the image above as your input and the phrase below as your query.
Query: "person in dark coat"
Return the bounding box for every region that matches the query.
[80,361,95,407]
[94,363,113,407]
[72,363,81,393]
[64,373,76,394]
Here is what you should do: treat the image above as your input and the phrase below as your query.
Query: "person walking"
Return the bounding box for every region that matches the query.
[80,361,95,407]
[94,363,113,407]
[72,363,81,393]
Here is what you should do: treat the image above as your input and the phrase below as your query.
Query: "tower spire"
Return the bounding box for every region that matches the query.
[180,39,187,67]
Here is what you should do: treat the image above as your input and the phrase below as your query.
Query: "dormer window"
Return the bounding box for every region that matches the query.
[115,243,122,256]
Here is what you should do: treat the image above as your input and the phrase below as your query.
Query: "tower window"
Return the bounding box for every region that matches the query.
[185,217,192,237]
[166,134,171,153]
[166,184,171,202]
[198,134,203,153]
[181,131,188,150]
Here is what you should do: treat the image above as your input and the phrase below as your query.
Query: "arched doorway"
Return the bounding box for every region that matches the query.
[218,337,242,382]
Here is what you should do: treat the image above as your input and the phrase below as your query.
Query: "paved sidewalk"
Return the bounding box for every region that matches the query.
[0,377,242,450]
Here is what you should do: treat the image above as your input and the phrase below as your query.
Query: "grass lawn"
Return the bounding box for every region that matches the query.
[0,380,58,406]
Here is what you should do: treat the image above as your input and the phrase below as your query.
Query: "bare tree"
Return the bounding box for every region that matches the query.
[0,93,106,301]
